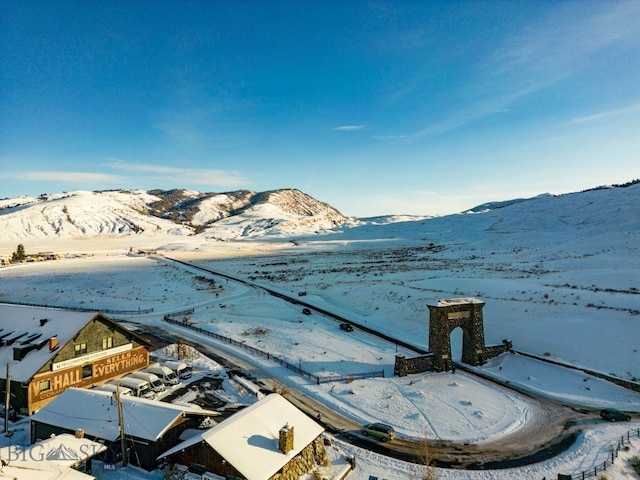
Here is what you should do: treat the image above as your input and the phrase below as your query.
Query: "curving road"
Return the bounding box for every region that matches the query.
[152,256,592,469]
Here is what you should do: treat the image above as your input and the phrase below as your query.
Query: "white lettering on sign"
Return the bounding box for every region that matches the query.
[93,351,147,378]
[52,343,132,371]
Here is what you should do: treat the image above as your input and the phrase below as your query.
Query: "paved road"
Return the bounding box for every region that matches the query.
[152,257,594,468]
[135,320,589,470]
[162,256,429,354]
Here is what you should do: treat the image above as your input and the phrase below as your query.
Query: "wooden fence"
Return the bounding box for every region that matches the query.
[163,314,384,385]
[559,427,640,479]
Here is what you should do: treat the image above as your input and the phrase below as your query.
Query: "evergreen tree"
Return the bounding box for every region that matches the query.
[11,243,26,262]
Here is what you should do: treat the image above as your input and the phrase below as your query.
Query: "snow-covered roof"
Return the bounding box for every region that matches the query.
[0,433,106,480]
[0,303,100,382]
[0,463,93,480]
[31,387,217,442]
[429,297,485,307]
[158,394,324,480]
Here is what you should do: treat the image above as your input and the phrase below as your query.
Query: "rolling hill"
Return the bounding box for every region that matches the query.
[0,188,347,242]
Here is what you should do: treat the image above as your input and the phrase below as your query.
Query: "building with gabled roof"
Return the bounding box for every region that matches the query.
[0,303,151,414]
[158,393,326,480]
[30,387,219,471]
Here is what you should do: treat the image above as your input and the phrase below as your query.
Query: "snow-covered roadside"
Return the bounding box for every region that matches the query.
[337,430,640,480]
[155,322,640,479]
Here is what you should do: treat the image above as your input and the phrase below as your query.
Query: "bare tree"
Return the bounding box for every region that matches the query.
[415,438,439,480]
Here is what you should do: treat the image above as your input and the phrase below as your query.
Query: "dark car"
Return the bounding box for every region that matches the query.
[339,323,353,332]
[361,422,396,441]
[600,408,631,422]
[302,308,311,315]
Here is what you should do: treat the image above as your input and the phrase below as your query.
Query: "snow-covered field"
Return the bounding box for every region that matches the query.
[1,184,639,479]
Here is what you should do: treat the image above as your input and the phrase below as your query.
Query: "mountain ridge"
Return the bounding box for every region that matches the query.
[0,188,347,242]
[1,181,638,245]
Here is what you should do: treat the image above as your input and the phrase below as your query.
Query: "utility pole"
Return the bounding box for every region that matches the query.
[4,363,10,433]
[116,384,127,467]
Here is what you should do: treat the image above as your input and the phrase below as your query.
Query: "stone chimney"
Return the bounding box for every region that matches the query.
[75,429,84,439]
[278,424,294,454]
[49,336,58,351]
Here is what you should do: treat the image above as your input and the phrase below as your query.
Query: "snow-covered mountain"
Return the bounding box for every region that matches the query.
[0,188,348,241]
[1,181,638,247]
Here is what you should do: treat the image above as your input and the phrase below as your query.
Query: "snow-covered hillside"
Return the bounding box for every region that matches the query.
[0,188,347,242]
[1,181,639,479]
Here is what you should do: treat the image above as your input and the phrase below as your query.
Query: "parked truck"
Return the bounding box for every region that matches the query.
[94,383,133,396]
[108,377,155,399]
[129,371,166,393]
[163,360,192,380]
[142,365,179,385]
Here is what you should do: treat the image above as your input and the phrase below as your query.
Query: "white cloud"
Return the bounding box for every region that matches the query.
[21,172,121,183]
[333,125,365,132]
[379,4,640,141]
[558,102,640,127]
[106,160,250,188]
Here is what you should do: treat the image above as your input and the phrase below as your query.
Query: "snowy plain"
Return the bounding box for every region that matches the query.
[0,184,639,479]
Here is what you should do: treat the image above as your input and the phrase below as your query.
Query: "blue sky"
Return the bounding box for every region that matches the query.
[1,1,639,216]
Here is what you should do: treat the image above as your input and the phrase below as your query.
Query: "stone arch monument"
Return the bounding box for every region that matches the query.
[394,297,512,376]
[428,298,486,371]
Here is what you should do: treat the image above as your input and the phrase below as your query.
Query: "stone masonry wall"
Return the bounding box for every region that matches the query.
[394,354,435,377]
[271,436,327,480]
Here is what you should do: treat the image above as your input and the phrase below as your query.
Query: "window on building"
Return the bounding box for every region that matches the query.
[102,336,113,350]
[74,343,87,356]
[39,380,51,392]
[82,364,93,379]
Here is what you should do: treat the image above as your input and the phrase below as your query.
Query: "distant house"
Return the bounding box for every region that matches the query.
[31,387,219,471]
[36,252,60,261]
[158,393,326,480]
[0,432,106,480]
[0,303,151,414]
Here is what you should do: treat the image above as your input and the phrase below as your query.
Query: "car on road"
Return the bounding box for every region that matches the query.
[600,408,631,422]
[339,323,354,332]
[361,422,396,441]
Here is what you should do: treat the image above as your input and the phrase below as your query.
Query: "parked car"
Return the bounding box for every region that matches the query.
[302,308,311,315]
[600,408,631,422]
[339,323,354,332]
[361,423,396,441]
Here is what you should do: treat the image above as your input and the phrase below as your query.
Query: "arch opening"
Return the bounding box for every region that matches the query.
[450,327,463,362]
